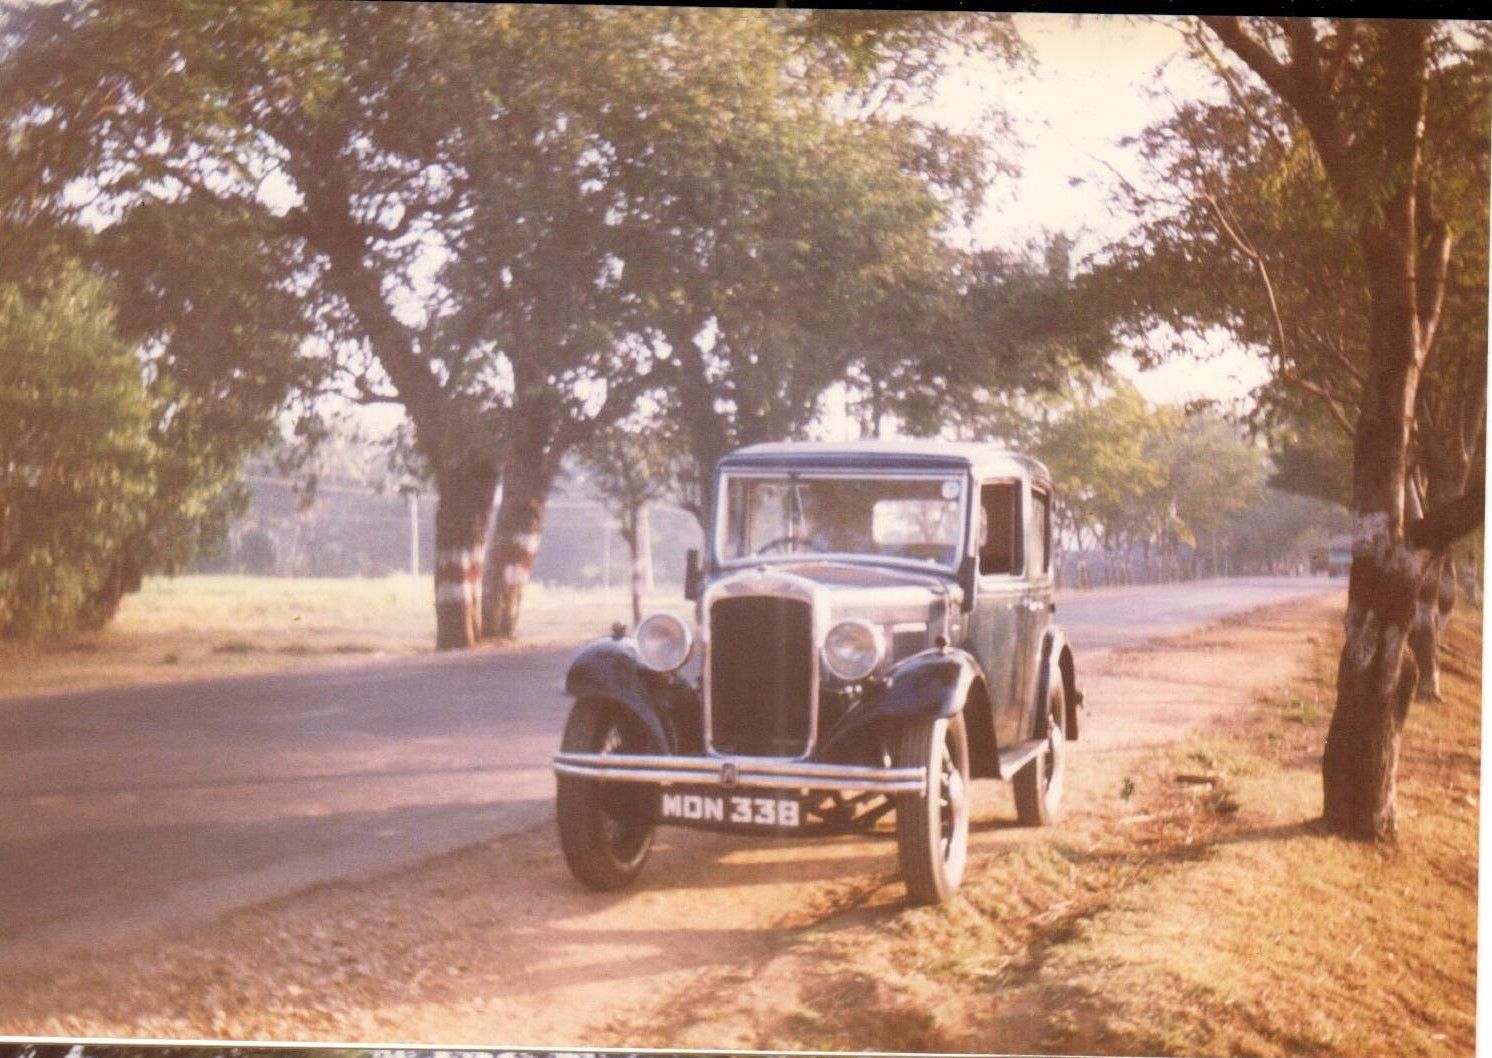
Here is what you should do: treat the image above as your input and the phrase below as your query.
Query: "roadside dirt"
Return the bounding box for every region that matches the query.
[2,593,1368,1050]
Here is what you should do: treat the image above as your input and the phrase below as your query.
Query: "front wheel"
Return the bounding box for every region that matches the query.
[894,713,971,905]
[1015,681,1066,826]
[556,698,657,891]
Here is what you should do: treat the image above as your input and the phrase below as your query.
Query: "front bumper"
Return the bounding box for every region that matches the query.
[552,752,927,793]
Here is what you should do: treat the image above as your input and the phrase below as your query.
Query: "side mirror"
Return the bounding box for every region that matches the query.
[957,554,977,613]
[684,548,703,602]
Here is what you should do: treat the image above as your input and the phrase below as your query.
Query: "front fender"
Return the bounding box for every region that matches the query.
[871,648,986,722]
[564,636,675,753]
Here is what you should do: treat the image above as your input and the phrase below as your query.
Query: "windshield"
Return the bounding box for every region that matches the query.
[719,474,966,570]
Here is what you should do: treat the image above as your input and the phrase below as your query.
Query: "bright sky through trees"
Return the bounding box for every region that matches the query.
[343,12,1267,444]
[979,14,1270,408]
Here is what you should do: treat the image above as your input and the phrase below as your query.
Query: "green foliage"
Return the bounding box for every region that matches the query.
[1158,414,1268,545]
[1228,487,1350,571]
[970,376,1282,564]
[0,262,155,637]
[882,236,1115,439]
[0,2,1036,638]
[582,8,1015,505]
[1033,381,1173,549]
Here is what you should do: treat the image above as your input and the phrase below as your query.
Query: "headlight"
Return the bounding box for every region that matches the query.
[822,618,885,681]
[635,612,693,672]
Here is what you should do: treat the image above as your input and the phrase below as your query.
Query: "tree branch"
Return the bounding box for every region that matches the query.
[1280,369,1357,438]
[1201,16,1357,206]
[1197,186,1292,371]
[1324,20,1359,95]
[1408,479,1485,552]
[1188,29,1290,158]
[1416,214,1452,356]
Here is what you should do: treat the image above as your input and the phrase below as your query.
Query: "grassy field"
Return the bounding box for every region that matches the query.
[0,574,691,698]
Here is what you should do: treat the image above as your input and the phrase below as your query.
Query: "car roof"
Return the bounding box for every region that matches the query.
[718,439,1050,484]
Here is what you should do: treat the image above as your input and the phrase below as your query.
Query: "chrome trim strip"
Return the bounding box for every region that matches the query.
[553,752,927,793]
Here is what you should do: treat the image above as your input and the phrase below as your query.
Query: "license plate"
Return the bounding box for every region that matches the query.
[658,786,803,829]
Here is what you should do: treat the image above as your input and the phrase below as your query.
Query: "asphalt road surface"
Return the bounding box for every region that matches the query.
[0,576,1337,967]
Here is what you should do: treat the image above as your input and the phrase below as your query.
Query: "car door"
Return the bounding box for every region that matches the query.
[1014,482,1055,737]
[966,479,1026,749]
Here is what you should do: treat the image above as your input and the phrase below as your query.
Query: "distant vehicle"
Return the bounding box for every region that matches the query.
[552,440,1083,904]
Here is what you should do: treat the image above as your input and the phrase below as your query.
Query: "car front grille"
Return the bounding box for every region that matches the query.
[708,595,814,757]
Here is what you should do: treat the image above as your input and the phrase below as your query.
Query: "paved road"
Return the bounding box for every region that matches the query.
[0,576,1336,966]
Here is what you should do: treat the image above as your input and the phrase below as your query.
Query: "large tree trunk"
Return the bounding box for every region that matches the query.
[433,469,496,651]
[482,450,556,640]
[79,550,145,631]
[1321,192,1437,839]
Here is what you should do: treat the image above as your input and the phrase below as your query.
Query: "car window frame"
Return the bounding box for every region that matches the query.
[975,477,1026,582]
[712,468,971,575]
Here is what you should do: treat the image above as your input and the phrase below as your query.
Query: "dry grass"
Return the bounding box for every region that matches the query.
[1035,608,1482,1058]
[0,574,689,698]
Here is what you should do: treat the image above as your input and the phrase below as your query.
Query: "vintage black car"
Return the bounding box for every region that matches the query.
[552,440,1082,904]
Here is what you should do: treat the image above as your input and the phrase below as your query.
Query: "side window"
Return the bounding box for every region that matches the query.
[1032,488,1051,575]
[978,481,1023,575]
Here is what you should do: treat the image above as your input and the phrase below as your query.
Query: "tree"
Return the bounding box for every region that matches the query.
[579,422,680,626]
[0,200,305,634]
[1193,18,1487,839]
[872,236,1116,441]
[0,3,674,647]
[1032,382,1172,555]
[82,199,315,623]
[0,261,155,637]
[2,4,1015,646]
[1157,414,1269,574]
[603,9,1029,527]
[1102,24,1487,703]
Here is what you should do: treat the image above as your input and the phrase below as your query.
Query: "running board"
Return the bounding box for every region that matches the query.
[997,738,1046,780]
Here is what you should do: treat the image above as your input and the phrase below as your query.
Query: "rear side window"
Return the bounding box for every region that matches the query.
[978,481,1023,575]
[1032,488,1051,574]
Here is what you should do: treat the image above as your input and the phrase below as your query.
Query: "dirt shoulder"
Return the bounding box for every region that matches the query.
[4,592,1477,1057]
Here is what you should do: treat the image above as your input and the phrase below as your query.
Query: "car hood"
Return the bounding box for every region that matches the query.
[706,560,957,660]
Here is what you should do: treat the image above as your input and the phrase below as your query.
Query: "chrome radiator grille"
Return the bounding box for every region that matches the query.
[708,595,814,757]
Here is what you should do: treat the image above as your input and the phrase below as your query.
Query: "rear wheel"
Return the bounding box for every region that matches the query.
[556,698,657,890]
[1015,681,1066,826]
[894,713,971,905]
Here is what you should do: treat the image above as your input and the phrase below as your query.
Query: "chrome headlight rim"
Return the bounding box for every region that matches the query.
[635,612,694,672]
[821,617,886,681]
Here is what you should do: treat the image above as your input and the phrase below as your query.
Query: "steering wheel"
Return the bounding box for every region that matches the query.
[755,535,825,555]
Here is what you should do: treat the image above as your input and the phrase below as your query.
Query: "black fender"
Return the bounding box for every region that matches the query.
[564,636,675,753]
[872,648,986,722]
[1034,628,1080,741]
